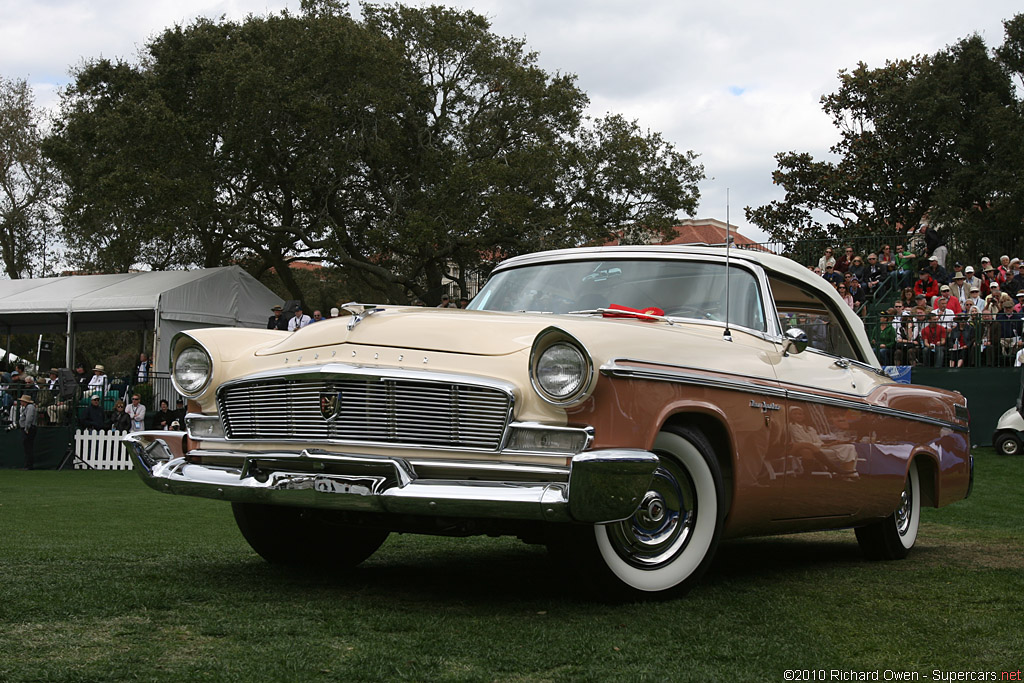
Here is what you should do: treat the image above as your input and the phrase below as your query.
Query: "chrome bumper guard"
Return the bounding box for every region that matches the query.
[122,431,658,524]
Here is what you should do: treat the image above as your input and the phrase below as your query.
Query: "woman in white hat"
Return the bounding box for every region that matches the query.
[88,365,107,395]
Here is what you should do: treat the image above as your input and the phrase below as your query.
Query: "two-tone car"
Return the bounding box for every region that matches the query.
[124,245,972,596]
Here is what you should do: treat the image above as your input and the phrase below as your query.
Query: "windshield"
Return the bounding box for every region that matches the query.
[469,258,767,332]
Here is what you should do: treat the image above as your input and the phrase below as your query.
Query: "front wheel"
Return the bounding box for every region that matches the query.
[232,503,388,568]
[550,425,725,596]
[995,433,1022,456]
[855,459,920,560]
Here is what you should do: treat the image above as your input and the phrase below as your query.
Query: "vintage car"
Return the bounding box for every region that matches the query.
[124,245,972,596]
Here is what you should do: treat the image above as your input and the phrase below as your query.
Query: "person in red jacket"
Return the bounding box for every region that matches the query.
[914,270,939,304]
[920,313,947,367]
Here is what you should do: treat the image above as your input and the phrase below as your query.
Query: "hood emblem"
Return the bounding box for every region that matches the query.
[320,391,342,421]
[343,302,384,331]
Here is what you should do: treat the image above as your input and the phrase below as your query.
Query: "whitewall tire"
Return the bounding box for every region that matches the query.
[592,426,725,594]
[855,459,920,560]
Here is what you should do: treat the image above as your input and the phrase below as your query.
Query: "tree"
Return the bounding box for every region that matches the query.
[0,76,56,278]
[746,18,1024,258]
[46,3,702,303]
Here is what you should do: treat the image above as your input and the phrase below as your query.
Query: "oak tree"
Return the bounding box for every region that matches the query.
[47,2,703,303]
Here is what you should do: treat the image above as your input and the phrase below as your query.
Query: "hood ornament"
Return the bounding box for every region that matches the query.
[342,302,384,331]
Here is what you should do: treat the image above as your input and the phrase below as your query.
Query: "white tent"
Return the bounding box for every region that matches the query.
[0,266,282,369]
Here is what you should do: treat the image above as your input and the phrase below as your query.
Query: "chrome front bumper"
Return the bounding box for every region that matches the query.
[122,432,658,524]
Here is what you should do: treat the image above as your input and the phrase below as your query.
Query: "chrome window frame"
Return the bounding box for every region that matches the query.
[475,251,783,340]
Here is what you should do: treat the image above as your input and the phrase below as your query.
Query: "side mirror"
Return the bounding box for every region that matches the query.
[783,327,809,356]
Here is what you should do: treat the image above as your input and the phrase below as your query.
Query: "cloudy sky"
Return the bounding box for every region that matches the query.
[3,0,1020,239]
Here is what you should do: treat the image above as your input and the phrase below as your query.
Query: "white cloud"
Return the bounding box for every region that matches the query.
[3,0,1020,239]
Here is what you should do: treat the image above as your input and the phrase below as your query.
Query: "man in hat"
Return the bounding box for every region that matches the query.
[74,363,90,391]
[822,263,842,287]
[965,285,983,313]
[267,304,291,331]
[938,284,961,314]
[18,394,37,469]
[963,265,981,293]
[287,305,311,331]
[950,272,969,304]
[1015,291,1024,315]
[171,397,186,430]
[80,394,106,431]
[981,264,999,294]
[925,255,948,285]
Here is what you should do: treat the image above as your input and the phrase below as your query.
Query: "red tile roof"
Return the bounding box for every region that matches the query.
[603,219,766,249]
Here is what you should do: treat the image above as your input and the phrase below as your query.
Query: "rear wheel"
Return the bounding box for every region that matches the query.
[232,503,388,568]
[995,433,1021,456]
[549,425,725,596]
[855,459,920,560]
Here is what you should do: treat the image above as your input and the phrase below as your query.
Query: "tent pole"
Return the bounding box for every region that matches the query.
[154,294,162,372]
[66,306,74,369]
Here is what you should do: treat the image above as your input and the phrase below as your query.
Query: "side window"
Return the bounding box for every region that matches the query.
[770,276,859,359]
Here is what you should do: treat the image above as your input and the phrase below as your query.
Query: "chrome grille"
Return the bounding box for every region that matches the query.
[218,377,512,450]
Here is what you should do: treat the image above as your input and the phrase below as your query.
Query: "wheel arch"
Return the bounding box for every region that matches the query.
[661,410,735,516]
[911,451,938,508]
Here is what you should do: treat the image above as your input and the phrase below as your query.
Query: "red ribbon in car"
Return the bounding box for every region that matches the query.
[601,304,665,321]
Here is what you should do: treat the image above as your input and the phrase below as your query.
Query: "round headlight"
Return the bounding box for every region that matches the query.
[536,342,587,400]
[174,345,212,395]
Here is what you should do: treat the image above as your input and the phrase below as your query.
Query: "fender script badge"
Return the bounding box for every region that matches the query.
[320,391,342,421]
[750,399,781,412]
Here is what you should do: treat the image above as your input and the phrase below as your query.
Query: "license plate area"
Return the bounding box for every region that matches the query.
[313,475,385,496]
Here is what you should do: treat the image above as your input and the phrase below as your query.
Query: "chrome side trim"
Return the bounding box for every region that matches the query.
[601,358,968,433]
[784,389,967,432]
[601,359,788,400]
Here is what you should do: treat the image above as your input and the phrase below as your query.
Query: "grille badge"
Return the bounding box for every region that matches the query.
[320,390,342,421]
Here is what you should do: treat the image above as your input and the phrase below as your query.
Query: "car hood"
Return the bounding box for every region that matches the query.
[256,307,564,357]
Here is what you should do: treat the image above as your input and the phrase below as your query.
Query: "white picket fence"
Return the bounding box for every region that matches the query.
[73,429,134,470]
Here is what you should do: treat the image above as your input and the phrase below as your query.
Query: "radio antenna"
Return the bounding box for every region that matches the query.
[723,189,733,342]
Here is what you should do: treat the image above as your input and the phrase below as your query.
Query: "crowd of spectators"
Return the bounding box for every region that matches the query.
[2,353,187,433]
[807,234,1024,368]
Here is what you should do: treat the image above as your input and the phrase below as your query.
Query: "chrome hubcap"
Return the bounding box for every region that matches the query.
[895,478,913,537]
[606,456,696,569]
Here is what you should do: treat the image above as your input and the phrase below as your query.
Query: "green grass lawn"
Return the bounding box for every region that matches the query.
[1,450,1021,682]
